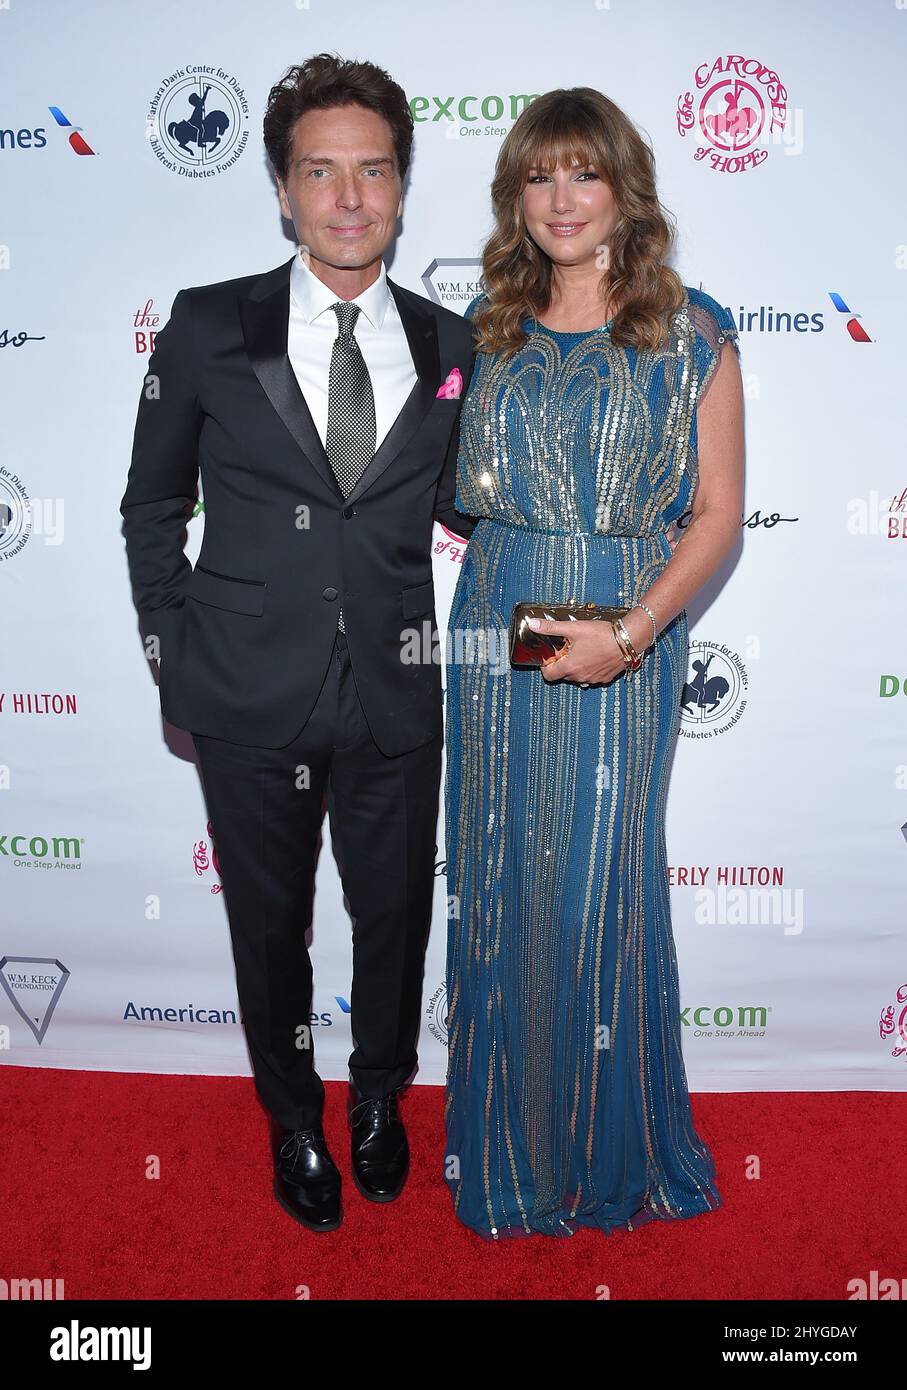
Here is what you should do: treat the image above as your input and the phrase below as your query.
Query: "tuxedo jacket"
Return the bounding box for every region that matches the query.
[120,254,479,757]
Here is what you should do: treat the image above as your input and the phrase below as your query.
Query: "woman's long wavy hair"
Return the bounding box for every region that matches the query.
[472,87,684,356]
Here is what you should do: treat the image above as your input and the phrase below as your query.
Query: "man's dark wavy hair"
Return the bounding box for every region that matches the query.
[263,53,414,184]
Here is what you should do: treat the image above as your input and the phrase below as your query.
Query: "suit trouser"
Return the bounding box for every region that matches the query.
[191,628,443,1131]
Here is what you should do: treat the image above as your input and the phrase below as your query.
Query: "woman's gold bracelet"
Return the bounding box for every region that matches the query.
[612,619,643,673]
[637,602,658,646]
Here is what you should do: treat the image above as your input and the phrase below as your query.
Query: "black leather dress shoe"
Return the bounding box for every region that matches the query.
[348,1086,409,1202]
[271,1122,342,1232]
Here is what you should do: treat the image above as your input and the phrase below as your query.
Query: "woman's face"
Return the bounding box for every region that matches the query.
[521,160,619,269]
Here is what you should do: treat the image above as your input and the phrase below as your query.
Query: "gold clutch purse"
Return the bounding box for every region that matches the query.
[509,599,632,668]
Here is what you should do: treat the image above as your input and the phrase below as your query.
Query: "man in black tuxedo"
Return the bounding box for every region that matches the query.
[120,54,477,1232]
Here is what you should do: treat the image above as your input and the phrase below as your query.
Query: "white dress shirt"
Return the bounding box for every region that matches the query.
[287,246,417,454]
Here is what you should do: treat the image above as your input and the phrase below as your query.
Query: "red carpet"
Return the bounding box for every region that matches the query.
[2,1067,903,1301]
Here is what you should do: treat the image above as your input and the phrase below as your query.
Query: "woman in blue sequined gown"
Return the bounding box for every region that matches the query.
[443,88,743,1240]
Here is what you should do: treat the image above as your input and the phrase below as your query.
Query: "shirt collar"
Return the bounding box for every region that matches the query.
[289,246,391,331]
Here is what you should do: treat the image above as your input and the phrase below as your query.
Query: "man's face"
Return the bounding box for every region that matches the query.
[276,104,404,277]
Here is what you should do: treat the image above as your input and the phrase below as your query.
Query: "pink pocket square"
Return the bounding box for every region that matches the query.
[436,367,463,400]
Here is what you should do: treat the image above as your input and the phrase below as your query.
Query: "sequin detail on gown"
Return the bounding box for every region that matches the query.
[443,286,740,1239]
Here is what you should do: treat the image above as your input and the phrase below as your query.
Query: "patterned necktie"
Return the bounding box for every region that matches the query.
[325,300,376,633]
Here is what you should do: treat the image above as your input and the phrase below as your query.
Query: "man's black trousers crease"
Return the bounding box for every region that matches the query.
[191,627,443,1131]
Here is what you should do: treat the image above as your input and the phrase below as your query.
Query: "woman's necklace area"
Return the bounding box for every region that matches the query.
[535,299,616,333]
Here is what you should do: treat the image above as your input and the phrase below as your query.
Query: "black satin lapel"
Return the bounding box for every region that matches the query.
[240,274,343,501]
[344,280,440,505]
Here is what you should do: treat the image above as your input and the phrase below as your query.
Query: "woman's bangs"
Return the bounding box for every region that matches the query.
[521,115,602,180]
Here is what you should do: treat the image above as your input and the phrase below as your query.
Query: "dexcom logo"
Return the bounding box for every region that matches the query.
[408,92,539,124]
[0,834,83,867]
[681,1005,769,1030]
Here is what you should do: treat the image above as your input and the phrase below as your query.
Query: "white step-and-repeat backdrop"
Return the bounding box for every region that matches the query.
[2,0,905,1091]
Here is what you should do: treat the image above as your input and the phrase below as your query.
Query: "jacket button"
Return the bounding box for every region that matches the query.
[342,505,355,519]
[322,587,338,602]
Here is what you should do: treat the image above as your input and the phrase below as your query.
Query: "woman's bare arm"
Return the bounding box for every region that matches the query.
[627,338,745,649]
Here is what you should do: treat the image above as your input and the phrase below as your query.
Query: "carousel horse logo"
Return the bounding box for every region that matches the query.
[168,85,230,155]
[878,983,907,1063]
[676,52,788,174]
[679,640,748,739]
[146,68,249,176]
[192,819,223,894]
